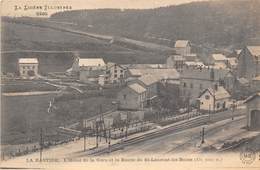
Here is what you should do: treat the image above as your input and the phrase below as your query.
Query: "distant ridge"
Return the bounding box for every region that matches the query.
[50,0,260,48]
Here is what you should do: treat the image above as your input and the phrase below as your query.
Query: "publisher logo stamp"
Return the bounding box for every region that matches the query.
[240,148,256,165]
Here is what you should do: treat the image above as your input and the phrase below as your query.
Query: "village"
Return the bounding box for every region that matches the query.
[1,38,260,159]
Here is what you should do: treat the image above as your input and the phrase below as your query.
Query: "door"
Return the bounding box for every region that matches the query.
[251,110,260,130]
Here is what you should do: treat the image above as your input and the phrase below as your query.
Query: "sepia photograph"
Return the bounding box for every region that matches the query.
[0,0,260,169]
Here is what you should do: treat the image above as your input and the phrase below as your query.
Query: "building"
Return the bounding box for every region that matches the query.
[166,55,185,72]
[244,93,260,130]
[237,46,260,81]
[18,58,39,78]
[174,40,191,56]
[135,75,159,104]
[180,66,230,102]
[212,54,228,69]
[226,57,238,70]
[105,62,127,84]
[117,83,147,110]
[198,85,231,112]
[72,57,106,72]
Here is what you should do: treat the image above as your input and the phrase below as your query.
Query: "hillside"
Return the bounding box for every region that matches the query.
[51,0,260,48]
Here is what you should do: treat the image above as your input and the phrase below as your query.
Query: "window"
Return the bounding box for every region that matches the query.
[32,66,35,69]
[120,70,123,73]
[205,95,210,100]
[123,94,127,100]
[217,103,220,109]
[114,74,117,78]
[27,66,30,69]
[114,70,117,73]
[183,82,186,87]
[22,71,25,74]
[23,66,26,69]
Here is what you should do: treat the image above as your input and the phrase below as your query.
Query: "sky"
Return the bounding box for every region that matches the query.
[1,0,216,17]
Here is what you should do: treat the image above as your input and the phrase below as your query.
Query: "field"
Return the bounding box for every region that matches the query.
[1,90,117,145]
[1,80,58,93]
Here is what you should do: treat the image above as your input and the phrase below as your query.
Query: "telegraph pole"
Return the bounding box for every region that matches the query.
[83,120,86,152]
[201,127,205,144]
[108,128,111,152]
[39,128,43,162]
[96,122,99,148]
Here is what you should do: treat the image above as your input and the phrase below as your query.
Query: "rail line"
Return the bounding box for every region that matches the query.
[90,110,246,156]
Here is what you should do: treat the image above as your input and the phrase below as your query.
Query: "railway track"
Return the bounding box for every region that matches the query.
[90,110,246,156]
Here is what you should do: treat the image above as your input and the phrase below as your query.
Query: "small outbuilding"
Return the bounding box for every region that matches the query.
[244,93,260,130]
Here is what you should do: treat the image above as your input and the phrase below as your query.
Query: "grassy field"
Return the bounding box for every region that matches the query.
[1,91,117,145]
[1,80,58,93]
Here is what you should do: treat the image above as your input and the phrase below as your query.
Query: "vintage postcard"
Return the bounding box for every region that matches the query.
[1,0,260,169]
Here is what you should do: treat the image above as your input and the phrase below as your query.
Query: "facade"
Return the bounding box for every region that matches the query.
[245,93,260,130]
[166,55,185,72]
[174,40,191,56]
[180,66,229,102]
[105,62,127,84]
[135,75,159,102]
[72,57,106,72]
[237,46,260,81]
[198,85,231,112]
[18,58,39,78]
[117,83,147,110]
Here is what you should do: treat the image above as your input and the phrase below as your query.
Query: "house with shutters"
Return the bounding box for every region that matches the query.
[105,62,127,84]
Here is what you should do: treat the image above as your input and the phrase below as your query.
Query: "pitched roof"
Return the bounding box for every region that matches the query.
[19,58,38,64]
[212,54,227,61]
[247,46,260,56]
[175,40,190,48]
[128,83,146,94]
[78,58,105,67]
[238,77,249,85]
[244,92,260,103]
[199,86,230,100]
[138,75,160,86]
